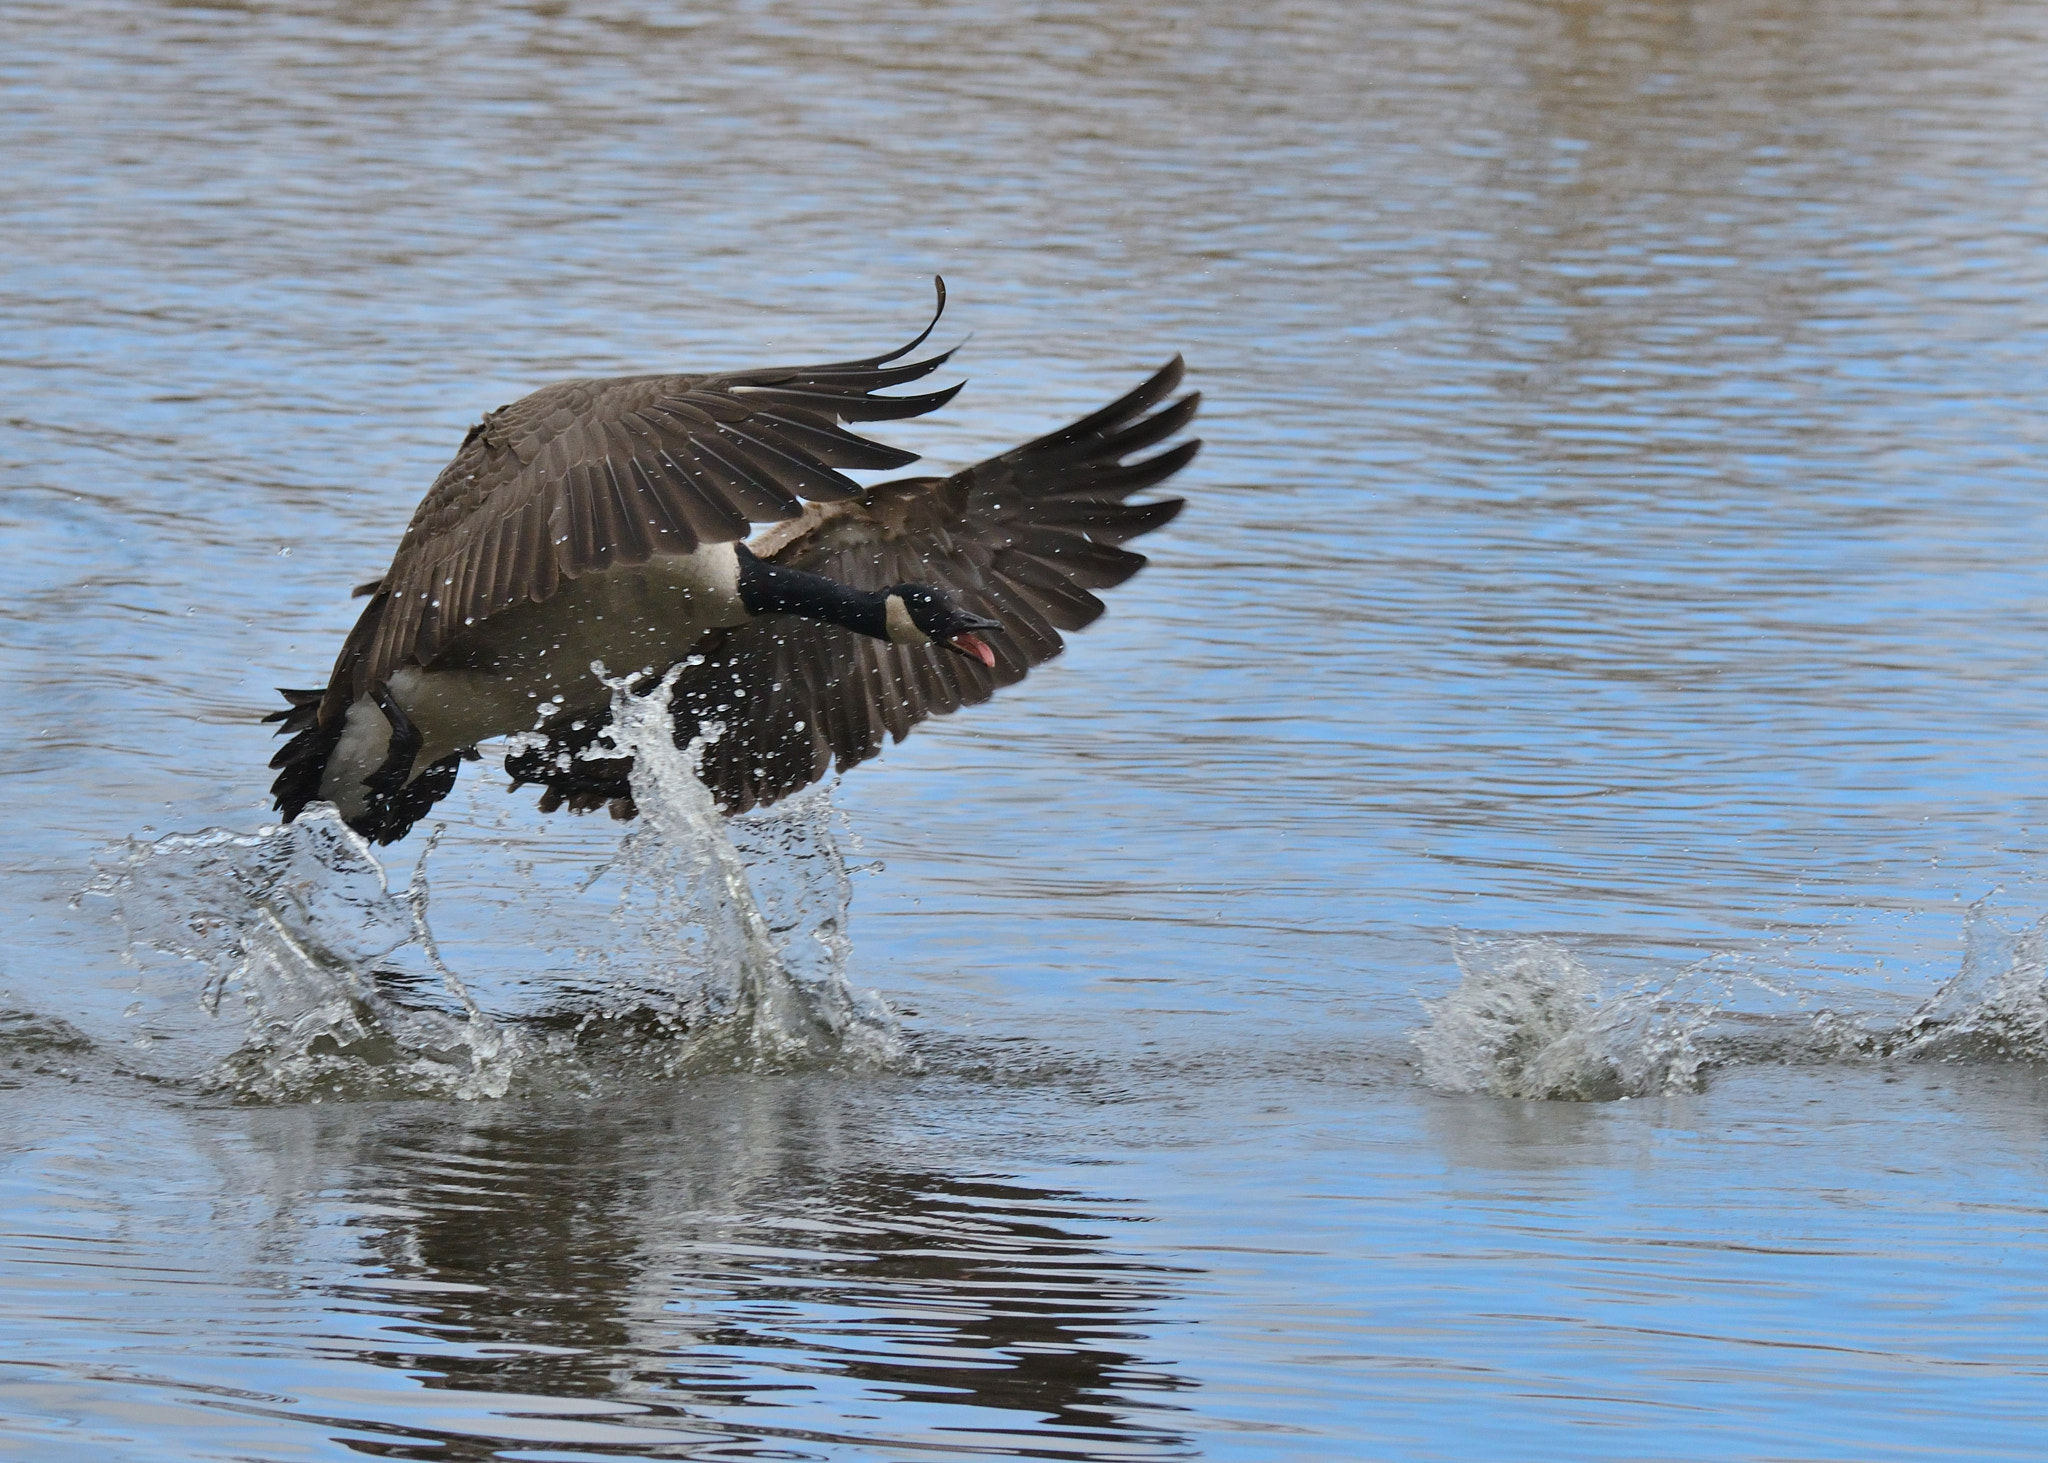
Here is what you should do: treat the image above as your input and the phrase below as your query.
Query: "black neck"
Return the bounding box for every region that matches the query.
[735,545,890,640]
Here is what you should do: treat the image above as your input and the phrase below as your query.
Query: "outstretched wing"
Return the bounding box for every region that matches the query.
[315,282,960,722]
[659,357,1200,813]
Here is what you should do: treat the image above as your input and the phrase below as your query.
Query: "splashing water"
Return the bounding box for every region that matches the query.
[82,668,898,1101]
[574,663,899,1066]
[1415,897,2048,1103]
[1412,938,1715,1102]
[1889,895,2048,1062]
[84,813,523,1101]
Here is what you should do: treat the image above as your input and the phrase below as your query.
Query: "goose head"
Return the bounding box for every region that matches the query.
[883,585,1002,667]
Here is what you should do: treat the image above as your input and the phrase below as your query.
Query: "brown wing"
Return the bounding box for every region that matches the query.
[665,357,1199,813]
[314,282,960,722]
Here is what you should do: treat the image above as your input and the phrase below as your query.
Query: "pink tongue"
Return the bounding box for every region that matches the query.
[952,632,997,669]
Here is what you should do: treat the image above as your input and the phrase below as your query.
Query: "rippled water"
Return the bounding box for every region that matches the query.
[8,0,2048,1456]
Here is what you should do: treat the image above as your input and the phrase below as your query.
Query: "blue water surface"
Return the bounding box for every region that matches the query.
[5,0,2048,1457]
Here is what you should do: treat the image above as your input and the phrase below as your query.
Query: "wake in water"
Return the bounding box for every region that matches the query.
[1414,899,2048,1102]
[83,669,899,1101]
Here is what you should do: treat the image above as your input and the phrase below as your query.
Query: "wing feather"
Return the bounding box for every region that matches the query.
[604,418,688,548]
[623,451,690,545]
[1031,496,1184,540]
[631,359,1200,812]
[745,409,921,470]
[742,380,968,424]
[560,455,604,573]
[993,551,1107,632]
[309,283,958,721]
[604,451,656,564]
[676,433,802,523]
[1000,525,1149,588]
[519,496,558,605]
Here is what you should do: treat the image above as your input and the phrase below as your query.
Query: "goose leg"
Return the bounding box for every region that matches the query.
[366,687,422,799]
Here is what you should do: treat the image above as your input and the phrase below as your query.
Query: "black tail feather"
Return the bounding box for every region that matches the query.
[267,688,344,825]
[264,685,465,843]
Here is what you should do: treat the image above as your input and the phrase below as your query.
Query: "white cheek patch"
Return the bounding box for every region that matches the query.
[884,594,931,646]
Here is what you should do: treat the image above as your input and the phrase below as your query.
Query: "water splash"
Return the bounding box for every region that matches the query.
[1413,938,1714,1101]
[564,664,899,1067]
[83,668,897,1101]
[1415,896,2048,1102]
[1889,895,2048,1062]
[86,813,525,1101]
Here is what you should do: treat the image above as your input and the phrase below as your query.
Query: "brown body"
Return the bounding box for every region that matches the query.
[268,285,1200,842]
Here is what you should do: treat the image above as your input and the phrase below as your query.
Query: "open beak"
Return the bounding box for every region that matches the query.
[945,632,998,669]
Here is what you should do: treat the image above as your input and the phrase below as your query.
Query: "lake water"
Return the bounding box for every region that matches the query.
[7,0,2048,1456]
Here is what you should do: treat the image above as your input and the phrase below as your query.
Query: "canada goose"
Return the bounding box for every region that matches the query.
[267,281,1200,844]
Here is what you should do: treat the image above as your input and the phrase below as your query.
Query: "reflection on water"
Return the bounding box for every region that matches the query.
[324,1095,1195,1455]
[14,1080,1196,1461]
